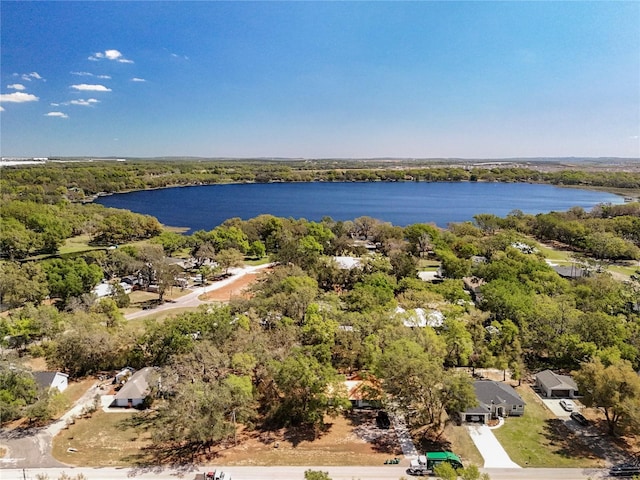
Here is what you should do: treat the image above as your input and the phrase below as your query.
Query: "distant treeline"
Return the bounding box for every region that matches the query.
[1,160,639,204]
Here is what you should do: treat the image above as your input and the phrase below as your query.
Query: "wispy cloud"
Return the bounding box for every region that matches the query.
[0,92,39,103]
[71,84,112,92]
[17,72,45,82]
[89,49,133,64]
[45,111,69,118]
[7,84,26,91]
[69,98,100,106]
[0,106,4,112]
[170,52,190,61]
[131,77,146,82]
[71,71,112,79]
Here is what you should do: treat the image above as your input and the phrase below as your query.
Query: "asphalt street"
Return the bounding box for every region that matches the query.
[0,466,612,480]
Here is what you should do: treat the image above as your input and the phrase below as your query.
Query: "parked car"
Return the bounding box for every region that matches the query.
[570,411,589,426]
[376,410,391,429]
[609,462,640,477]
[559,399,575,411]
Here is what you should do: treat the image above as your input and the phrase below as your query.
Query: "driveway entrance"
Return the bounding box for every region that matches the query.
[467,425,521,469]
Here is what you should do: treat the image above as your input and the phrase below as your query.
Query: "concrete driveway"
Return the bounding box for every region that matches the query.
[540,398,575,418]
[467,425,521,468]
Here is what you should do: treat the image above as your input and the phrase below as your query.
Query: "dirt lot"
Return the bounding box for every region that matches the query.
[196,411,402,466]
[200,272,261,302]
[53,410,402,467]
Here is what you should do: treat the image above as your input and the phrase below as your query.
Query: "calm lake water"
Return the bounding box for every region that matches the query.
[94,182,623,232]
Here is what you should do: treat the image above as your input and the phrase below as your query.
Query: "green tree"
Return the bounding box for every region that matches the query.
[215,248,245,275]
[304,471,332,480]
[0,366,38,423]
[573,358,640,435]
[433,462,457,480]
[152,231,187,255]
[43,258,103,305]
[271,348,349,427]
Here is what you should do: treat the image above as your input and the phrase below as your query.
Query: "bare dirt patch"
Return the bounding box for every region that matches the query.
[200,273,260,302]
[205,411,402,466]
[54,410,402,467]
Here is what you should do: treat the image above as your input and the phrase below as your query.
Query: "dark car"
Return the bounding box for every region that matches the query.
[376,410,391,429]
[569,411,589,426]
[610,462,640,477]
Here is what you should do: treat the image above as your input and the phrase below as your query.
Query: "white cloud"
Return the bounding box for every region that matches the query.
[170,52,189,60]
[7,84,26,91]
[0,106,4,112]
[50,103,60,106]
[69,98,100,106]
[45,111,68,118]
[131,77,146,82]
[89,49,133,63]
[0,92,39,103]
[70,84,112,92]
[20,72,45,82]
[71,71,112,79]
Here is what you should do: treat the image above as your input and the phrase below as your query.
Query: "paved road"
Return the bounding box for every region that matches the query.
[0,382,104,469]
[0,466,611,480]
[125,264,272,321]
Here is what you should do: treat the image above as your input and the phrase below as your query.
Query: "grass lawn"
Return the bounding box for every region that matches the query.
[493,386,605,468]
[52,409,154,466]
[534,243,574,263]
[443,423,484,468]
[59,235,105,256]
[418,259,441,270]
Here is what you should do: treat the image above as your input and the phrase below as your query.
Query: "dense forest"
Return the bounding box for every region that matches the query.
[1,161,639,449]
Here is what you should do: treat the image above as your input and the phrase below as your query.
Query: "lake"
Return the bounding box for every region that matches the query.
[94,181,624,232]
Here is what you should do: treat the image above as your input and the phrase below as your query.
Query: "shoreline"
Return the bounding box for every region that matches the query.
[85,178,638,206]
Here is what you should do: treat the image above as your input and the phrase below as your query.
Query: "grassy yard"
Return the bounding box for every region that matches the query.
[52,409,154,466]
[417,259,441,270]
[442,423,484,468]
[493,386,605,468]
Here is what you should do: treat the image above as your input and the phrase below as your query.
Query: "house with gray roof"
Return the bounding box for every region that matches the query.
[111,367,156,408]
[33,371,69,392]
[460,380,526,423]
[535,370,578,398]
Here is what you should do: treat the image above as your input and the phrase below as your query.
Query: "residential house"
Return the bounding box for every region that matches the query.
[535,370,579,398]
[462,276,486,303]
[344,374,383,409]
[395,306,444,328]
[460,380,526,423]
[551,265,586,279]
[33,371,69,392]
[333,256,362,270]
[111,367,156,408]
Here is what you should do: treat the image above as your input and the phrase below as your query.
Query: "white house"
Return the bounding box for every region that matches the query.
[111,367,155,408]
[395,306,444,328]
[33,371,69,392]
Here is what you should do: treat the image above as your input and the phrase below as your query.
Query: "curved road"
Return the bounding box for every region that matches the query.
[125,263,272,321]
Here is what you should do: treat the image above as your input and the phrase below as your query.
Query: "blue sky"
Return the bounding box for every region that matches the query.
[1,1,639,159]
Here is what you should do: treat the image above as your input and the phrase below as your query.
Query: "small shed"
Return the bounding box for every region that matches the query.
[535,370,578,398]
[33,371,69,392]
